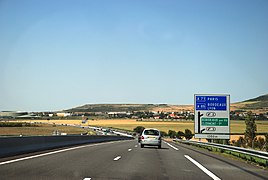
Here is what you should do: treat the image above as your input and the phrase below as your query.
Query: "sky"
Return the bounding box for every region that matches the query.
[0,0,268,111]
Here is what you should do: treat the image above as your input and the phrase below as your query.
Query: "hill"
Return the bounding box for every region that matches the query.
[67,104,159,112]
[65,104,193,113]
[231,94,268,113]
[65,94,268,113]
[245,94,268,102]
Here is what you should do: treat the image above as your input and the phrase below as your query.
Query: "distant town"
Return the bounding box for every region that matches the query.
[0,109,267,121]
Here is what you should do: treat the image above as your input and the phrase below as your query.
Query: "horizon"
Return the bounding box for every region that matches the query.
[2,92,267,112]
[1,0,268,111]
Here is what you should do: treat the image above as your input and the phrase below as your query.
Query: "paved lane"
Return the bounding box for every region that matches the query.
[170,141,268,180]
[0,140,267,180]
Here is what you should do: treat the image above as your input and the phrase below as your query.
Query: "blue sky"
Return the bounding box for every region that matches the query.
[0,0,268,111]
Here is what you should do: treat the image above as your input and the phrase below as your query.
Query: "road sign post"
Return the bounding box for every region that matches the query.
[194,94,230,139]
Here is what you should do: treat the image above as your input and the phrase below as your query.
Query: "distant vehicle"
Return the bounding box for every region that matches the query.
[140,128,161,149]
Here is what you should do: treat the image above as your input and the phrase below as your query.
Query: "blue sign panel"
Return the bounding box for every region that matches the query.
[196,96,227,111]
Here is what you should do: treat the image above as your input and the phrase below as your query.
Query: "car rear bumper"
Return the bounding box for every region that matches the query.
[141,140,161,146]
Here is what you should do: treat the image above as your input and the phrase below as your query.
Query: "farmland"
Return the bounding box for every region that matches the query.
[2,119,268,140]
[22,119,268,134]
[0,123,90,136]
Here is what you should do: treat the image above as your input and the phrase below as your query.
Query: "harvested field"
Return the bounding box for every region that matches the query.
[25,119,195,133]
[0,123,90,136]
[4,119,268,141]
[23,119,268,133]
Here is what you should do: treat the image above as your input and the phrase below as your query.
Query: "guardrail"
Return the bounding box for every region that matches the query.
[173,139,268,165]
[86,125,134,137]
[0,135,133,158]
[112,130,134,137]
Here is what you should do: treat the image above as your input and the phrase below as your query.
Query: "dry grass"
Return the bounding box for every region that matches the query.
[230,120,268,133]
[4,119,268,140]
[152,105,194,112]
[26,119,268,133]
[28,119,195,133]
[0,123,88,136]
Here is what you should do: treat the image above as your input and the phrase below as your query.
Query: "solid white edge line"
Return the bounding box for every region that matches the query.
[165,142,179,151]
[113,156,121,161]
[184,155,221,180]
[0,141,118,166]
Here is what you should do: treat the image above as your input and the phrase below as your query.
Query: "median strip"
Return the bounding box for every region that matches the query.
[184,155,221,180]
[0,141,117,166]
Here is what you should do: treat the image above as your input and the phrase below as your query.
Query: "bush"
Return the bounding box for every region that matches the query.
[184,129,193,140]
[234,136,247,148]
[168,130,176,138]
[255,137,265,150]
[160,131,168,137]
[265,134,268,152]
[213,139,229,145]
[133,126,145,134]
[177,131,184,139]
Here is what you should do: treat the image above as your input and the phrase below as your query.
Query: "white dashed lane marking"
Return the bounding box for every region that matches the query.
[113,156,121,161]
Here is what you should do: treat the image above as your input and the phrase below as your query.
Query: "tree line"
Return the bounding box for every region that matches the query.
[133,126,194,140]
[133,111,268,151]
[0,122,38,127]
[231,111,268,151]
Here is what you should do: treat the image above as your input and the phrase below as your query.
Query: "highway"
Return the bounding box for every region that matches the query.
[0,139,267,180]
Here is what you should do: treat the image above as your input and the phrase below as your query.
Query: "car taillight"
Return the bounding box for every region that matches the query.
[141,136,144,139]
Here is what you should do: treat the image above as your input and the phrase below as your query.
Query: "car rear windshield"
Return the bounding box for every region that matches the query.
[144,130,159,136]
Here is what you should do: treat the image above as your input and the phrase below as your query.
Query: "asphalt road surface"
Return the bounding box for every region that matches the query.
[0,139,268,180]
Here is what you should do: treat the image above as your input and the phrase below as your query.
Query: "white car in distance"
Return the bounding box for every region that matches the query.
[140,128,161,149]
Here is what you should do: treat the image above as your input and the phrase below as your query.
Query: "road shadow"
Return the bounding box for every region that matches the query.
[141,146,169,150]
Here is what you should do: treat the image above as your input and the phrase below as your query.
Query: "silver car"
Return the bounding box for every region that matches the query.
[140,128,161,148]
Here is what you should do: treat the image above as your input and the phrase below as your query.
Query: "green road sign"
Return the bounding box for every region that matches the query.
[201,118,228,126]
